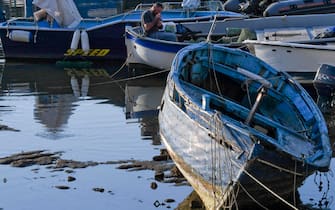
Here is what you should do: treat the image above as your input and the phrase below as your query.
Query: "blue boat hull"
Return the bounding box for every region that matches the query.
[0,22,133,61]
[0,3,245,61]
[160,91,309,208]
[159,42,331,208]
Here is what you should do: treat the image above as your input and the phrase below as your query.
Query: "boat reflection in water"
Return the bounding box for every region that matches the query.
[124,71,166,145]
[0,61,126,139]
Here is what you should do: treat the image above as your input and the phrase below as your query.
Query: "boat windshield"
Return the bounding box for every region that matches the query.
[32,0,82,28]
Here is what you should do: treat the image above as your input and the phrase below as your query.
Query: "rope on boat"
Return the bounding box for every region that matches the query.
[256,158,304,176]
[109,60,128,79]
[34,23,39,43]
[238,182,269,210]
[5,19,16,37]
[91,68,170,87]
[48,62,169,90]
[220,184,240,210]
[206,15,217,43]
[209,47,223,98]
[211,112,220,209]
[212,112,240,209]
[293,160,297,206]
[231,159,299,210]
[242,169,299,210]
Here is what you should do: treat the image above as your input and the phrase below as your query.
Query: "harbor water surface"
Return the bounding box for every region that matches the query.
[0,61,334,210]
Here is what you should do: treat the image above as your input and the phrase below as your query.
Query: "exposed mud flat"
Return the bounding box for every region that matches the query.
[0,149,188,193]
[0,124,19,132]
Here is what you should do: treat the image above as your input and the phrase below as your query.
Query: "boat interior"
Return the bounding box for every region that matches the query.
[170,47,323,157]
[129,24,256,45]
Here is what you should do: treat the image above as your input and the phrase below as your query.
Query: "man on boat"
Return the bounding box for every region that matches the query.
[141,2,177,41]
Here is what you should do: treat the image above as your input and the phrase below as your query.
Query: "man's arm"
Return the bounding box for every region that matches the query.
[143,13,162,32]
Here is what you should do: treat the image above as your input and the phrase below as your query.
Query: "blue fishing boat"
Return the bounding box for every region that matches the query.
[0,0,243,61]
[159,42,332,209]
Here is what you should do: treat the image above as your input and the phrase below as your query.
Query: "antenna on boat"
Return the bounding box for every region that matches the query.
[206,15,217,43]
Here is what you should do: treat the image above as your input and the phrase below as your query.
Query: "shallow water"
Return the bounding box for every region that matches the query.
[0,61,192,210]
[0,61,334,210]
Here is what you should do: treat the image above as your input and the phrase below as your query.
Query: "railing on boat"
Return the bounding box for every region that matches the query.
[134,1,225,11]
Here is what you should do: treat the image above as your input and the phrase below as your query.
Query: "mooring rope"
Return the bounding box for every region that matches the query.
[109,60,128,79]
[293,160,297,206]
[211,112,219,209]
[47,66,169,91]
[91,68,170,86]
[256,158,304,176]
[238,182,269,210]
[212,112,241,209]
[230,159,299,210]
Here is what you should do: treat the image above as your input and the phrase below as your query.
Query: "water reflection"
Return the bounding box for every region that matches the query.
[0,61,4,86]
[124,72,166,145]
[314,85,335,155]
[0,61,127,139]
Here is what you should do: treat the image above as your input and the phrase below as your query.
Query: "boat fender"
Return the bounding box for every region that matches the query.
[70,29,81,50]
[9,30,32,43]
[81,30,90,53]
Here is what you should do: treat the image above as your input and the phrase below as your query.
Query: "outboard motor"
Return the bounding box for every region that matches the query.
[313,64,335,112]
[0,9,6,22]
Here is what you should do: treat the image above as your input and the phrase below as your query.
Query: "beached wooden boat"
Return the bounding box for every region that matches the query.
[159,42,332,209]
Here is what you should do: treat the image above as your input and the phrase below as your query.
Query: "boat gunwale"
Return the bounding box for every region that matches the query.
[245,39,335,51]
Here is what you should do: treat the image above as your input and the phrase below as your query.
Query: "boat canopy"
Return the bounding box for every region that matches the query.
[182,0,201,9]
[32,0,82,28]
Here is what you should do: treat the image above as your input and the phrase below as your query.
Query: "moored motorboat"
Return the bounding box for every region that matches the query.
[245,38,335,77]
[159,42,332,209]
[0,0,243,61]
[125,25,211,70]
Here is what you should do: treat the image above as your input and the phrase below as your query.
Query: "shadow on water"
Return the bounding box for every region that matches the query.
[0,60,334,209]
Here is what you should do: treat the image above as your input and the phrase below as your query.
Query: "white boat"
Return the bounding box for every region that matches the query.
[181,13,335,41]
[125,13,335,70]
[245,38,335,76]
[125,25,208,70]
